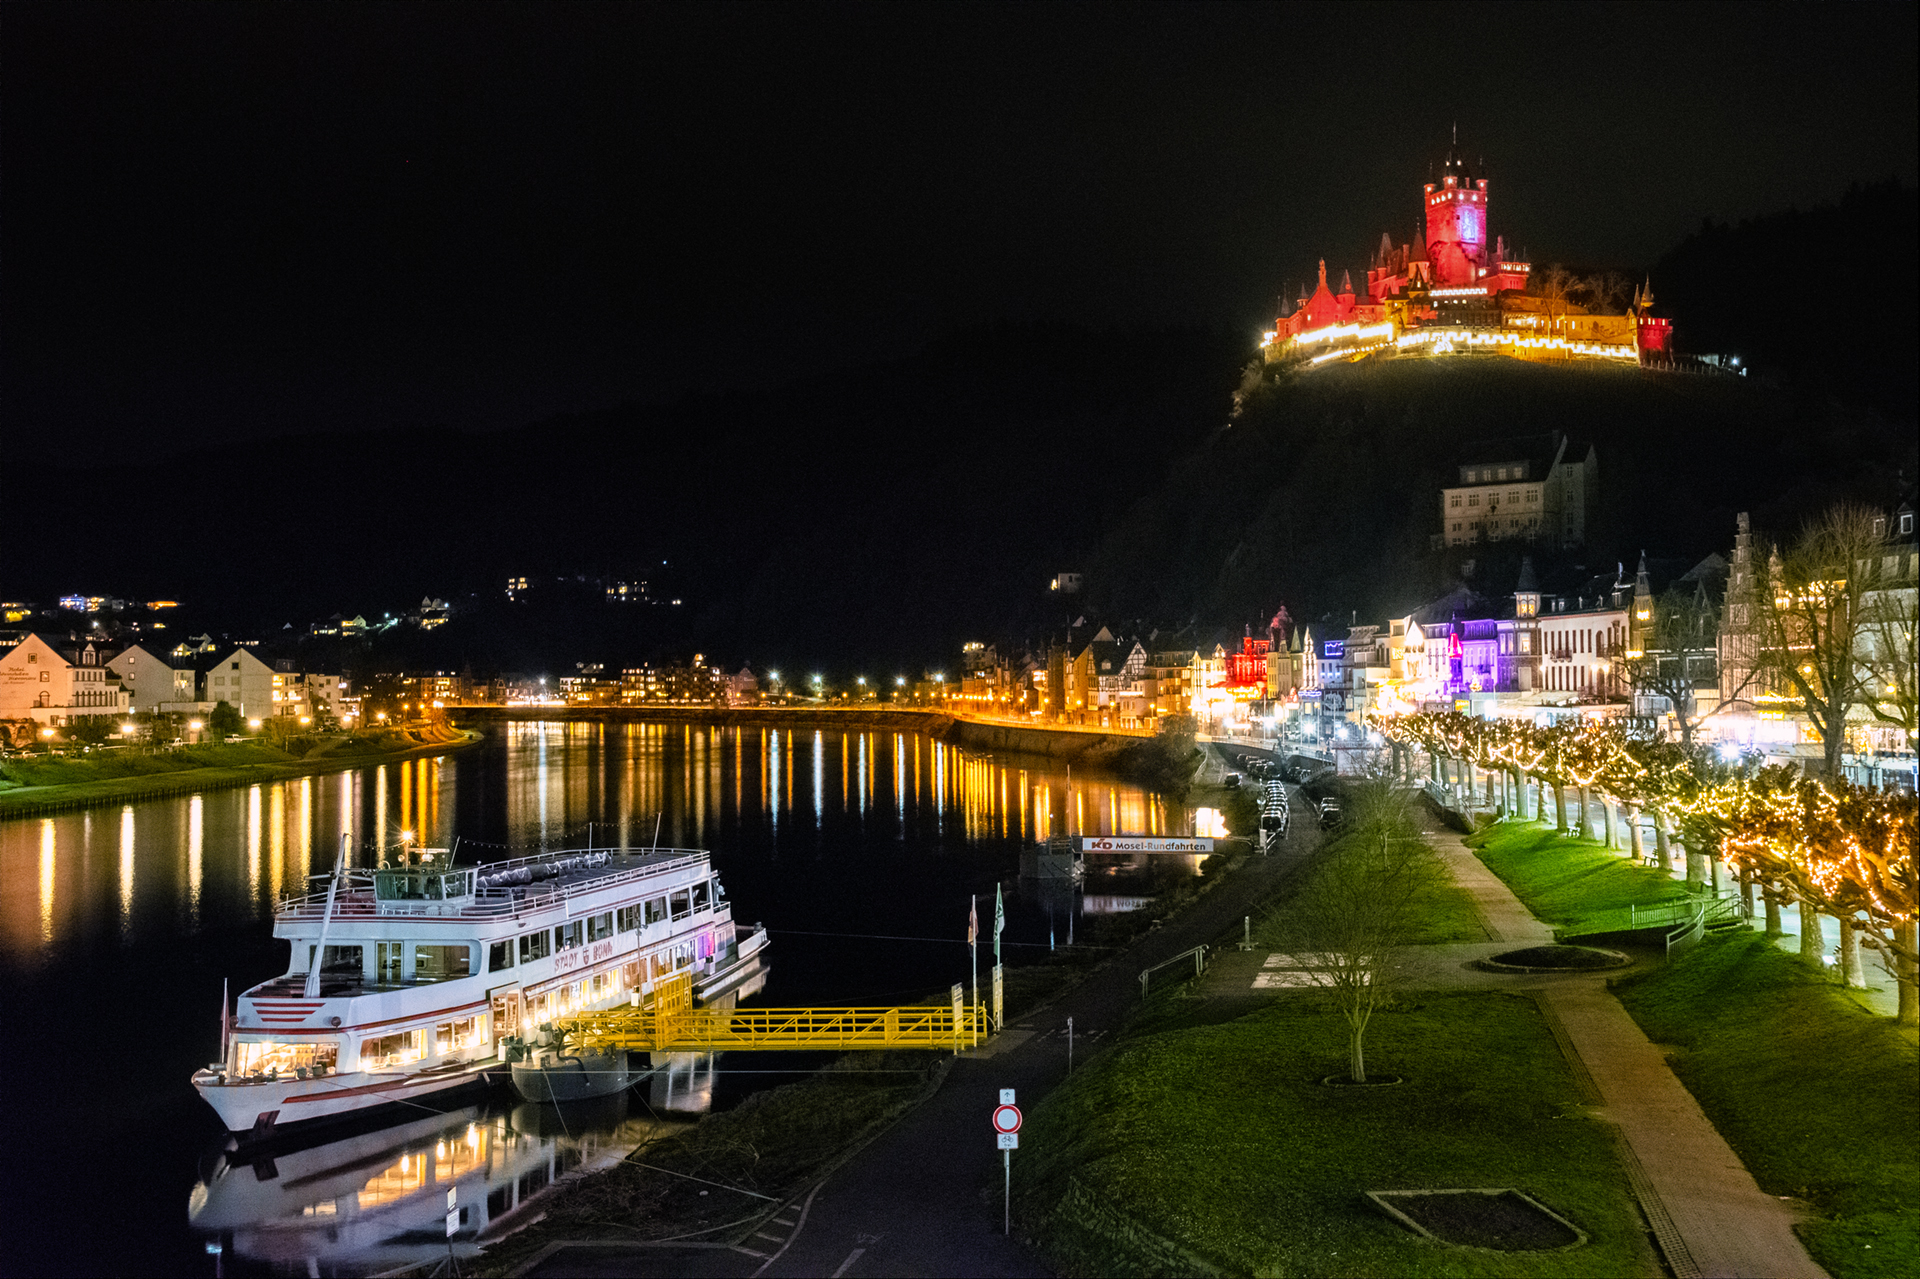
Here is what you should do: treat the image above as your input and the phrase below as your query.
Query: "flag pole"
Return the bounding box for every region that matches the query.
[969,895,979,1047]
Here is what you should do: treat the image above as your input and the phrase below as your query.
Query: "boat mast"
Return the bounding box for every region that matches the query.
[302,833,349,999]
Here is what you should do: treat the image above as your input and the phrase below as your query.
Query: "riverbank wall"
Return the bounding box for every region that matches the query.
[0,727,482,820]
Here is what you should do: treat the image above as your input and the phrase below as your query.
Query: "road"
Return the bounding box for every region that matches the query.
[520,753,1319,1278]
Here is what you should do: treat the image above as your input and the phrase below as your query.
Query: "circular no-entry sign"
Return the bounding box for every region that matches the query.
[992,1104,1023,1135]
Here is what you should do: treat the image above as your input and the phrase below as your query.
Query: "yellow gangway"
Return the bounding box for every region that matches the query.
[552,971,989,1053]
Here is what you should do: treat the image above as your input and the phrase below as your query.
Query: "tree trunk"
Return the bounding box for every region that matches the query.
[1430,753,1440,783]
[1553,784,1567,831]
[1763,892,1781,937]
[1686,845,1707,888]
[1897,920,1918,1027]
[1627,802,1645,861]
[1536,775,1550,823]
[1602,795,1617,849]
[1349,1019,1368,1083]
[1575,785,1590,838]
[1739,866,1755,921]
[1798,898,1824,964]
[1839,917,1865,988]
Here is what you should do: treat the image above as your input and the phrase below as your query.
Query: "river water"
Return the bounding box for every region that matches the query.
[0,721,1218,1276]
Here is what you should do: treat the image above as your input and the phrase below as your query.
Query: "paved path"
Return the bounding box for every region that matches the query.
[1424,828,1827,1279]
[517,775,1321,1278]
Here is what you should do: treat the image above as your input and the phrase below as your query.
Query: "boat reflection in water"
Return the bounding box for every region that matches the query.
[187,1080,708,1274]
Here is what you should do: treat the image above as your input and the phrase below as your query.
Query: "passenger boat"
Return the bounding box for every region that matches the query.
[191,840,770,1137]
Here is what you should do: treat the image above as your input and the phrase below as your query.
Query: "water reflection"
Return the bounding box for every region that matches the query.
[0,725,1211,973]
[188,1093,685,1274]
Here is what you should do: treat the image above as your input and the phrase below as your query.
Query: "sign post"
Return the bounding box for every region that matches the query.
[951,983,963,1054]
[993,1089,1022,1235]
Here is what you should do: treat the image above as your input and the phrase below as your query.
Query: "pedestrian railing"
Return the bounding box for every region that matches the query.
[1557,892,1744,941]
[1138,945,1208,997]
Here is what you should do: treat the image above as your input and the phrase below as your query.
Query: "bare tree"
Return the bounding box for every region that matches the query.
[1754,505,1888,776]
[1582,270,1631,313]
[1276,782,1444,1082]
[1624,584,1761,747]
[1857,568,1918,759]
[1535,264,1580,335]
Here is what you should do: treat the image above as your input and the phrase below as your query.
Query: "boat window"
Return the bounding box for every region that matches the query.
[361,1028,426,1070]
[434,1015,488,1054]
[691,882,710,910]
[644,896,668,925]
[617,905,641,932]
[232,1040,338,1077]
[554,920,584,951]
[321,944,363,974]
[488,941,515,972]
[413,944,472,983]
[587,911,614,942]
[670,889,692,918]
[519,931,552,963]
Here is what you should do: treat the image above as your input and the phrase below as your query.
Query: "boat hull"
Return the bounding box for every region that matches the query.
[194,1063,494,1135]
[510,1050,632,1103]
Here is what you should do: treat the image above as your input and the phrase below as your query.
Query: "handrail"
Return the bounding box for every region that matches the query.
[1138,945,1209,997]
[1664,900,1709,956]
[275,849,711,919]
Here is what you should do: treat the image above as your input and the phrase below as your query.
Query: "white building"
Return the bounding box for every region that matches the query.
[1442,432,1598,550]
[107,644,201,712]
[0,634,131,726]
[206,648,277,719]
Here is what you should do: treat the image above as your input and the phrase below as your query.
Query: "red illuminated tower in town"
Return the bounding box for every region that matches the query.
[1423,151,1488,288]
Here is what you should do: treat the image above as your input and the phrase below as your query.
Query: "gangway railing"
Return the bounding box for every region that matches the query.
[549,972,987,1053]
[558,1002,988,1053]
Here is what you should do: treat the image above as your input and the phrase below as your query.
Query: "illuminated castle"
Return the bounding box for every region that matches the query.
[1265,148,1673,368]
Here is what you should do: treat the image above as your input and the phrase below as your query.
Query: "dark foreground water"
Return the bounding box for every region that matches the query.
[0,721,1220,1276]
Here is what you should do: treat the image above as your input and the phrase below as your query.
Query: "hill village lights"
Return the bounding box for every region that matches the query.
[1263,148,1679,369]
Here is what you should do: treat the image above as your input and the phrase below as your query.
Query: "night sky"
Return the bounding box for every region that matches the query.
[6,3,1915,465]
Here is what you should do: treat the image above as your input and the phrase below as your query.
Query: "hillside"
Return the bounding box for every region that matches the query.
[1086,354,1916,628]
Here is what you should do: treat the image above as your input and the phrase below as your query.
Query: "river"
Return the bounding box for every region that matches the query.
[0,720,1220,1276]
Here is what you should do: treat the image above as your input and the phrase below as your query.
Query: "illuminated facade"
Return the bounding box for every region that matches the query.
[1264,148,1673,369]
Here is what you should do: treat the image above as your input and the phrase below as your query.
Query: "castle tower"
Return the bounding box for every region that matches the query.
[1422,150,1488,289]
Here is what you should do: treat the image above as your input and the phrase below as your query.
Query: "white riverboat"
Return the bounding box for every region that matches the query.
[192,841,769,1136]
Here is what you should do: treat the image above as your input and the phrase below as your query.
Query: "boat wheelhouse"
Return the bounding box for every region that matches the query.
[192,843,768,1135]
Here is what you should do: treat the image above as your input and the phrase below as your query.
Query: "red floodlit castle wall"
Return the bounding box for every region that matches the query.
[1423,168,1487,289]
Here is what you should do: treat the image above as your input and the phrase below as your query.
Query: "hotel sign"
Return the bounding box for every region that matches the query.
[1079,837,1215,853]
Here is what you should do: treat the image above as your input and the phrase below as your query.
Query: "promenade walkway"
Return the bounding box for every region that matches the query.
[1423,827,1829,1279]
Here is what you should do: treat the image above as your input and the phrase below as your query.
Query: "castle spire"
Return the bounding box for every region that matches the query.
[1317,259,1328,290]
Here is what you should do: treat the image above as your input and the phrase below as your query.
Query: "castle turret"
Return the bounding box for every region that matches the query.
[1422,150,1488,288]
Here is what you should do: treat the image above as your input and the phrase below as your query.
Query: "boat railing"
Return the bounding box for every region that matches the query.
[276,849,712,920]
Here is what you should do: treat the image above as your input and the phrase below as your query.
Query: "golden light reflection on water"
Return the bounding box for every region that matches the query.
[119,806,135,936]
[0,726,1207,965]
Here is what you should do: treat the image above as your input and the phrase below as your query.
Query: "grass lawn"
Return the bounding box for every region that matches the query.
[1015,991,1656,1277]
[1254,830,1488,948]
[1614,933,1919,1279]
[0,727,477,816]
[1469,824,1682,933]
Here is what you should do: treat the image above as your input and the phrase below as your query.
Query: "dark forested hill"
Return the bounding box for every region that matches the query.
[1084,355,1915,630]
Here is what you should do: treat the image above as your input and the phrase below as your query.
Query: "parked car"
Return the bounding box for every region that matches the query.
[1223,772,1242,788]
[1317,797,1343,828]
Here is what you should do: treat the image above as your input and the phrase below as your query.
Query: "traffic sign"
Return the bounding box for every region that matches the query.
[997,1131,1019,1150]
[999,1088,1015,1105]
[992,1103,1022,1134]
